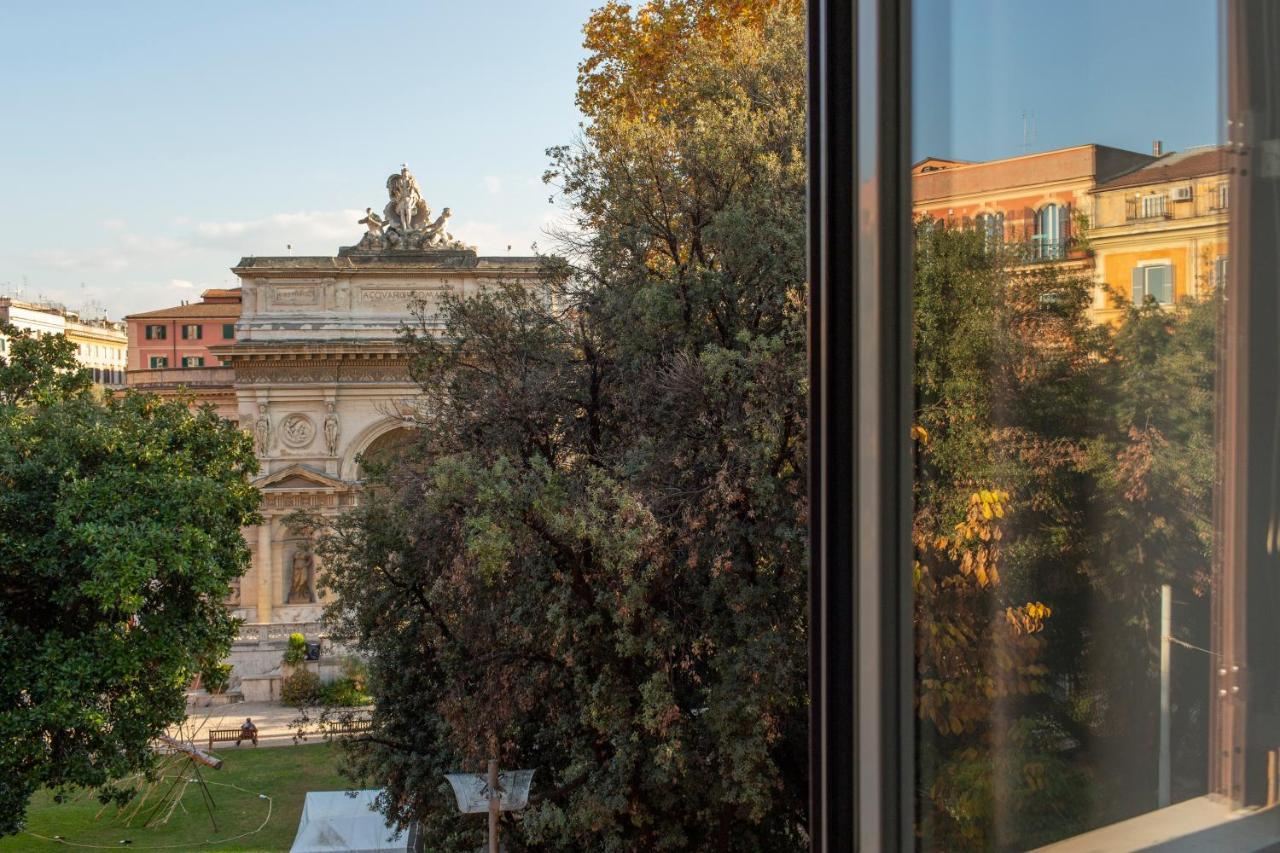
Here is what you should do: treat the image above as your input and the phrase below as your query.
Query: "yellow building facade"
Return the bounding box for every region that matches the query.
[64,316,129,387]
[1088,147,1228,324]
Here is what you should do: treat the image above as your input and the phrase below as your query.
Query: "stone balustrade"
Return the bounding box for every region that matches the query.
[233,621,325,646]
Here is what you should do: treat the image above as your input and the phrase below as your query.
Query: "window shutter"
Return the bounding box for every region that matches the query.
[1132,267,1145,304]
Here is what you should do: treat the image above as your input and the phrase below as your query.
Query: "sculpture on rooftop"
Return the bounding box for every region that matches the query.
[345,164,473,254]
[358,208,384,234]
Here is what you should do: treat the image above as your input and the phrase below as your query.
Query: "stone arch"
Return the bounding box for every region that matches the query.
[342,419,418,481]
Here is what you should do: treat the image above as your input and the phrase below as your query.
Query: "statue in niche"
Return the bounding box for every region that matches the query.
[253,403,271,455]
[287,550,314,604]
[324,402,340,456]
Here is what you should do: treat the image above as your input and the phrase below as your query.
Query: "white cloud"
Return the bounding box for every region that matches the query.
[102,218,126,231]
[190,209,363,253]
[28,248,129,271]
[169,279,196,290]
[453,219,539,256]
[483,176,502,195]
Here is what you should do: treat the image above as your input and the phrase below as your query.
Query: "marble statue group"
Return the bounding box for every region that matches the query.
[351,164,466,253]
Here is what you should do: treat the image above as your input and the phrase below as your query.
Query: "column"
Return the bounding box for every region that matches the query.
[256,517,273,624]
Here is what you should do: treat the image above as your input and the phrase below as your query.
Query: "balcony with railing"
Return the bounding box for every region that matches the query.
[1126,194,1172,222]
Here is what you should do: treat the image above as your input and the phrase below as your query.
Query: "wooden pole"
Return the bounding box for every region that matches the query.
[1159,584,1172,808]
[488,758,499,853]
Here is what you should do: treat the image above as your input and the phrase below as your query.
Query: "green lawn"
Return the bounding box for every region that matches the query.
[2,743,365,852]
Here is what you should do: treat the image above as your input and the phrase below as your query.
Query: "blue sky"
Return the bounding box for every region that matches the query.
[0,1,1221,318]
[0,1,599,316]
[914,0,1221,162]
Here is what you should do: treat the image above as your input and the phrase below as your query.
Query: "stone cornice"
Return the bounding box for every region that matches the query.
[211,340,409,363]
[232,254,544,277]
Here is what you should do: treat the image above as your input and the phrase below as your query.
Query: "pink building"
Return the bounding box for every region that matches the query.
[125,288,241,370]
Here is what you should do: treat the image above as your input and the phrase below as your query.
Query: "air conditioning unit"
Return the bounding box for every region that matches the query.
[1171,185,1194,202]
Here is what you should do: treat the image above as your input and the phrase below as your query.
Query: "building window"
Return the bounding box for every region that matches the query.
[1213,182,1229,210]
[1032,204,1064,260]
[149,356,168,368]
[223,323,235,339]
[181,356,205,368]
[1132,262,1175,305]
[975,211,1004,250]
[1141,194,1168,219]
[145,324,166,340]
[181,324,202,340]
[1213,255,1228,290]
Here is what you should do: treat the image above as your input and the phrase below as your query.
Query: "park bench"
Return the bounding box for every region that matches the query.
[328,717,372,736]
[208,727,257,750]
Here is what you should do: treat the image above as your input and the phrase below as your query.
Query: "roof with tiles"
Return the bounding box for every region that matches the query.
[125,301,241,320]
[1091,146,1229,192]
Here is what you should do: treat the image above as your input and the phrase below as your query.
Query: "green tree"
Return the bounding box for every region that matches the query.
[0,323,259,835]
[310,4,808,850]
[912,222,1109,848]
[911,223,1221,847]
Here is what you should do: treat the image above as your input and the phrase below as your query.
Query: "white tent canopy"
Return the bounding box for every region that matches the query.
[290,789,418,853]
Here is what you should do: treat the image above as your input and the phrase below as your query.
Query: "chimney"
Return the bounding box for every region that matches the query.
[1153,139,1163,157]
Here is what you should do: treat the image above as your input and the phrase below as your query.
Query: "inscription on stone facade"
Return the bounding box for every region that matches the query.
[274,286,319,306]
[362,288,422,304]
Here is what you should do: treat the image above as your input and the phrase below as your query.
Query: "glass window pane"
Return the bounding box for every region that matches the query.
[912,0,1237,847]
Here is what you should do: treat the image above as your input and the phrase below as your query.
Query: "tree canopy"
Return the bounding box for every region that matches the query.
[0,323,259,835]
[310,4,808,850]
[911,224,1218,848]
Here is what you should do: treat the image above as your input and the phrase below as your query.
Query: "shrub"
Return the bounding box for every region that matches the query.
[280,668,321,706]
[282,632,307,666]
[200,661,233,695]
[317,677,372,707]
[340,655,369,692]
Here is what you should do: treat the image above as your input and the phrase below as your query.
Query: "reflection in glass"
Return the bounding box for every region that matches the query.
[911,1,1228,847]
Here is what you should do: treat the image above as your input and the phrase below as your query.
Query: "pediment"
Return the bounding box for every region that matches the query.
[254,464,349,492]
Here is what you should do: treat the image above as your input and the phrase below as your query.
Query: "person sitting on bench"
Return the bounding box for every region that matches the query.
[237,717,258,746]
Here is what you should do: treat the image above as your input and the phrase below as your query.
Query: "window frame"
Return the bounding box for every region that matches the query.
[1133,260,1176,305]
[808,0,912,847]
[181,324,202,340]
[222,323,235,339]
[149,356,168,369]
[1033,203,1065,259]
[145,324,166,340]
[181,355,205,368]
[808,0,1279,850]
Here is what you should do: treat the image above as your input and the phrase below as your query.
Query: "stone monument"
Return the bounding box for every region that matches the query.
[216,164,545,663]
[346,165,473,254]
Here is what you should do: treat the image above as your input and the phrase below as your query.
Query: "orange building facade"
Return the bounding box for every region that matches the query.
[911,143,1228,323]
[125,288,241,371]
[123,288,241,420]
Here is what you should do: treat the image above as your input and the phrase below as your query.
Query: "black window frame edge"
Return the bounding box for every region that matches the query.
[807,1,1280,850]
[808,0,912,849]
